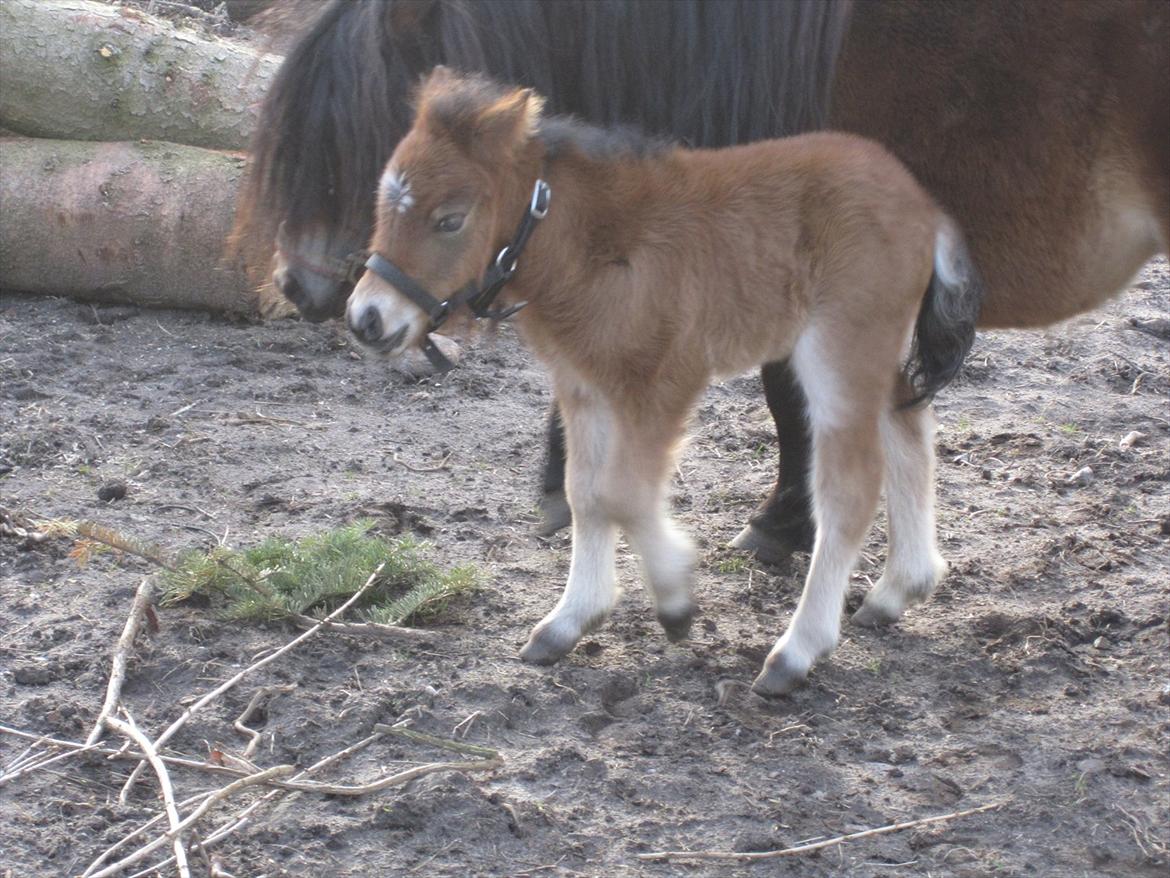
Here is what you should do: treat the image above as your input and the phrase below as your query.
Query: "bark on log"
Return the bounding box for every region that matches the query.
[0,137,263,315]
[0,0,281,151]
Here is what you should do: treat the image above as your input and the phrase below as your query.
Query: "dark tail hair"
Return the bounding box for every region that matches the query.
[904,222,984,406]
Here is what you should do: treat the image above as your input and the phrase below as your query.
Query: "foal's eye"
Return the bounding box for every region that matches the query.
[435,213,465,234]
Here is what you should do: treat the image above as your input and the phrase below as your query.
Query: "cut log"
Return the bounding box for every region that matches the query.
[0,0,281,151]
[0,137,263,315]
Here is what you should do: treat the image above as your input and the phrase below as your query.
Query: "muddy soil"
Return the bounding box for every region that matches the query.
[1,260,1167,878]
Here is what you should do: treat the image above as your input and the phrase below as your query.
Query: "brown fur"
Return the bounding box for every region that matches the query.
[836,0,1169,329]
[348,72,982,693]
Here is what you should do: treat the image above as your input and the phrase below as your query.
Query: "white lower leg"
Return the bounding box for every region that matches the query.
[766,526,860,674]
[856,406,946,625]
[536,512,619,640]
[626,512,695,628]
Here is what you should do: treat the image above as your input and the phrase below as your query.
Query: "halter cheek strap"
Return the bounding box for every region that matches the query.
[361,178,551,372]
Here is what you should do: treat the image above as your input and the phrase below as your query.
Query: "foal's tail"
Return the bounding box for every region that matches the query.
[904,220,985,406]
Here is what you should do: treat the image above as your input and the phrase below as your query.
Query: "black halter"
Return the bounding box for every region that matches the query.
[362,179,551,371]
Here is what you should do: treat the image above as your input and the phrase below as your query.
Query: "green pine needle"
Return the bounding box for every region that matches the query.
[160,520,479,627]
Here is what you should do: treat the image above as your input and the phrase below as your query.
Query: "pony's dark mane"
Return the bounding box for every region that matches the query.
[235,0,852,254]
[537,117,674,162]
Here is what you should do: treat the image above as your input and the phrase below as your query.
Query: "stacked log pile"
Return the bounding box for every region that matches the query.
[0,0,286,314]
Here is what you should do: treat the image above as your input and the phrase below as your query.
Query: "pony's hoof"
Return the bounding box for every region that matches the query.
[851,600,901,628]
[657,606,695,642]
[536,490,571,536]
[750,653,809,698]
[519,625,576,665]
[729,521,813,566]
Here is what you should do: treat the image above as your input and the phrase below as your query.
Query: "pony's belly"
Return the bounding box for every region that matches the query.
[979,192,1162,329]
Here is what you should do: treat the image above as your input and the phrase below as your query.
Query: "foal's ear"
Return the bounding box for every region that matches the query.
[475,88,544,150]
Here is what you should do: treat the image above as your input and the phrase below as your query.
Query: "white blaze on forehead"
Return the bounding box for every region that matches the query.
[379,165,415,214]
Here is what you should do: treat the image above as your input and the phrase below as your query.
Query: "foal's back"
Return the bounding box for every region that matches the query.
[576,133,942,377]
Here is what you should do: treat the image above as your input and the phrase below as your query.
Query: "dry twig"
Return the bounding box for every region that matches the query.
[636,802,1007,862]
[86,578,155,746]
[104,711,192,878]
[119,561,387,800]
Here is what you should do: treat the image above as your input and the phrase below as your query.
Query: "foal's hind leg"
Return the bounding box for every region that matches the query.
[853,384,947,627]
[752,330,890,697]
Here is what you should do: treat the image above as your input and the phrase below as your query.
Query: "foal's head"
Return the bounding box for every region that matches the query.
[347,69,545,357]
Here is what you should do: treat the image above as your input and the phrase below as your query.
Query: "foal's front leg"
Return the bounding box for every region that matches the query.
[521,387,697,664]
[521,392,622,664]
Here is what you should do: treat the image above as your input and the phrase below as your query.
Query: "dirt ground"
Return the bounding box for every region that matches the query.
[1,257,1167,877]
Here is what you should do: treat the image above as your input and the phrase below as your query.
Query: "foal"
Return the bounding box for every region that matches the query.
[347,70,983,695]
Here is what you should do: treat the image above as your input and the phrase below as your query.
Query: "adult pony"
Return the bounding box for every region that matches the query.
[233,0,1169,559]
[345,69,983,693]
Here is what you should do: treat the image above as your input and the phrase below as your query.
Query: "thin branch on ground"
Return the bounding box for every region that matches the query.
[290,615,446,642]
[636,802,1007,862]
[86,578,155,746]
[375,723,500,759]
[87,765,293,878]
[119,561,387,800]
[232,684,295,760]
[104,711,192,878]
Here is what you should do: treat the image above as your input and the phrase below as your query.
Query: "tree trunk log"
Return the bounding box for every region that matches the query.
[0,137,264,315]
[0,0,281,151]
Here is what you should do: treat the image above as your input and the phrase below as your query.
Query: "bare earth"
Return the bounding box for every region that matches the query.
[1,259,1167,878]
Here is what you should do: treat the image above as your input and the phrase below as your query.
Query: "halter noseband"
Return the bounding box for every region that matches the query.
[362,178,551,371]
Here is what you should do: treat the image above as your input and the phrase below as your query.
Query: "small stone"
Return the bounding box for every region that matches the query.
[97,481,127,502]
[1067,466,1094,487]
[1092,635,1109,650]
[13,664,55,685]
[1157,684,1170,707]
[1118,431,1146,451]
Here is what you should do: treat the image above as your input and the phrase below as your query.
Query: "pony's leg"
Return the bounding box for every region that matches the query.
[731,360,815,562]
[752,334,888,697]
[537,403,571,535]
[614,425,696,641]
[853,388,947,626]
[521,391,621,665]
[522,386,698,663]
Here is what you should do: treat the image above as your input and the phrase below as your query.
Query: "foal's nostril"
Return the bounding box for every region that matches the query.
[351,306,383,343]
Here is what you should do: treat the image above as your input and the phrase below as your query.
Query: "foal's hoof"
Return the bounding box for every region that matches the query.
[536,490,571,536]
[657,606,695,643]
[729,520,814,566]
[519,625,577,666]
[750,654,809,698]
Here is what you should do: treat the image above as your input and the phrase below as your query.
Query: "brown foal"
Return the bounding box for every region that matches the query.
[346,70,984,695]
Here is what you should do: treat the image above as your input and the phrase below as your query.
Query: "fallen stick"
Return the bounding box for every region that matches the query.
[88,765,294,878]
[85,578,155,746]
[232,684,295,760]
[375,724,500,759]
[119,561,387,801]
[635,801,1007,862]
[290,615,447,643]
[105,711,192,878]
